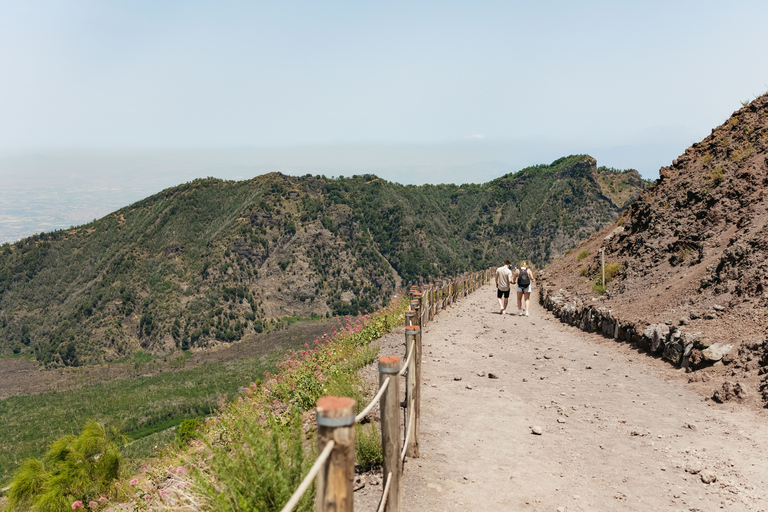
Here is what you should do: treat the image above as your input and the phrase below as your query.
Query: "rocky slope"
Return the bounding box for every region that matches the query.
[0,157,645,366]
[538,93,768,407]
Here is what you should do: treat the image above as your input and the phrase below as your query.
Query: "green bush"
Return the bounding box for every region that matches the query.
[175,418,202,448]
[355,422,383,472]
[577,250,589,261]
[196,411,314,512]
[5,422,124,512]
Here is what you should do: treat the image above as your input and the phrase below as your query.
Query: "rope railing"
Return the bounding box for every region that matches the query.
[279,267,496,512]
[355,377,390,423]
[400,410,414,463]
[376,472,393,512]
[279,440,336,512]
[398,339,415,377]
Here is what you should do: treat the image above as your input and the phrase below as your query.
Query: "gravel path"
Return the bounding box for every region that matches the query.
[355,284,768,512]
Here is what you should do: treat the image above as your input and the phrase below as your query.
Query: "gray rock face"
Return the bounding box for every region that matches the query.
[702,343,733,362]
[644,324,670,353]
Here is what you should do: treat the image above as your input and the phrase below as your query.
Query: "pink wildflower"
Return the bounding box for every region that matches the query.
[264,389,270,395]
[144,494,151,500]
[71,501,84,510]
[304,343,309,348]
[160,489,169,497]
[177,466,185,474]
[130,478,138,487]
[168,465,174,472]
[114,482,121,488]
[89,501,98,509]
[99,497,108,503]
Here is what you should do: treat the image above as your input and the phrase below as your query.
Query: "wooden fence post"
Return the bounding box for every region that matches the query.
[404,326,419,459]
[316,396,356,512]
[379,356,402,512]
[409,293,422,458]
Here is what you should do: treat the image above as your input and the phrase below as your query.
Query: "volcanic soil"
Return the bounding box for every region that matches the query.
[354,285,768,511]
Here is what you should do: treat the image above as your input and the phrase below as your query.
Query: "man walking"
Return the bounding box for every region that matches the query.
[495,259,513,314]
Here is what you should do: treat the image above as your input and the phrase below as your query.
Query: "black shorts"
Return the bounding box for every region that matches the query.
[497,288,510,299]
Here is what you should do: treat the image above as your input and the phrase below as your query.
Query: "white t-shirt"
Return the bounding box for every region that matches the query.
[496,265,513,291]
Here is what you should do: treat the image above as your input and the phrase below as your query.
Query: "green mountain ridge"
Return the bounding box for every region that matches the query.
[0,155,648,366]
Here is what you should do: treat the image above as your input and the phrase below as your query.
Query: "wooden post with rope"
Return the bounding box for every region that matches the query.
[408,295,422,458]
[379,356,401,512]
[315,396,356,512]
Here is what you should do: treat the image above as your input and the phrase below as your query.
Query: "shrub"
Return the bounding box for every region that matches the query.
[576,250,589,261]
[5,422,124,512]
[175,418,202,448]
[197,411,314,512]
[355,422,383,472]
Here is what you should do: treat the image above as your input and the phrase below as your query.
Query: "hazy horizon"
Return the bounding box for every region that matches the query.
[2,1,767,243]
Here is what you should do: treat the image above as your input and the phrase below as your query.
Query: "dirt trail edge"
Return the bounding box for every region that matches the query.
[356,284,768,512]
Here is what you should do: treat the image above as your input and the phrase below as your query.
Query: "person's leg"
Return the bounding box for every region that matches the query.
[502,294,509,312]
[497,289,505,313]
[524,291,531,316]
[516,290,523,314]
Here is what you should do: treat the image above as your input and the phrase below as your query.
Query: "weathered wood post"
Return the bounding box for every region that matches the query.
[408,294,422,458]
[379,356,401,512]
[403,326,419,459]
[316,396,356,512]
[405,309,416,327]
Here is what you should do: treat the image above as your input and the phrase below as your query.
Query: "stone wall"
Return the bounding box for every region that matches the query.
[538,286,732,371]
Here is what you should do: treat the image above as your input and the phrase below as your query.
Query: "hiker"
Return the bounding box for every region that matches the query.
[495,259,513,314]
[513,261,533,316]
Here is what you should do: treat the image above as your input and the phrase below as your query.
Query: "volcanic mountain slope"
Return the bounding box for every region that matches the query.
[539,93,768,405]
[0,156,645,366]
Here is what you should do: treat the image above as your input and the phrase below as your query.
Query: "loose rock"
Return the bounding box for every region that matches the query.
[700,468,717,484]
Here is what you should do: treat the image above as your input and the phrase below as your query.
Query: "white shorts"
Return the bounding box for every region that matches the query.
[517,284,531,293]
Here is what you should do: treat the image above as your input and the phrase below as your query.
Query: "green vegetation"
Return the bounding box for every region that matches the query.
[730,143,755,162]
[196,411,314,512]
[4,422,124,512]
[591,261,623,295]
[577,250,589,261]
[0,156,645,370]
[355,422,383,472]
[0,351,281,484]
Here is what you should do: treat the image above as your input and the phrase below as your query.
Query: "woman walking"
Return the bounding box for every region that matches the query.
[513,261,533,316]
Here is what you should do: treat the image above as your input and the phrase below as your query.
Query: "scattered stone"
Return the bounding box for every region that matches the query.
[630,429,649,437]
[557,507,566,512]
[685,461,703,474]
[557,418,566,424]
[477,371,486,377]
[453,377,462,381]
[684,423,698,431]
[522,378,528,382]
[488,373,498,379]
[531,426,543,435]
[700,468,717,484]
[489,353,494,357]
[702,343,733,362]
[679,316,691,325]
[713,304,726,312]
[465,385,474,390]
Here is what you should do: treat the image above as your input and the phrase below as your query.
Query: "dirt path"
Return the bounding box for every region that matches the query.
[355,284,768,511]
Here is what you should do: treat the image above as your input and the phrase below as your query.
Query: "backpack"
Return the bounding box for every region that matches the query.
[517,268,530,287]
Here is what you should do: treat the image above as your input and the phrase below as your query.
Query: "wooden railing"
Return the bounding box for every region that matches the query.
[281,268,495,512]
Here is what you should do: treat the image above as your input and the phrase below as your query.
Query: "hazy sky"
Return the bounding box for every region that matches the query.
[1,0,768,184]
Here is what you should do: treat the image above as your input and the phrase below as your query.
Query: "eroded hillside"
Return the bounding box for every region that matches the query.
[539,93,768,406]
